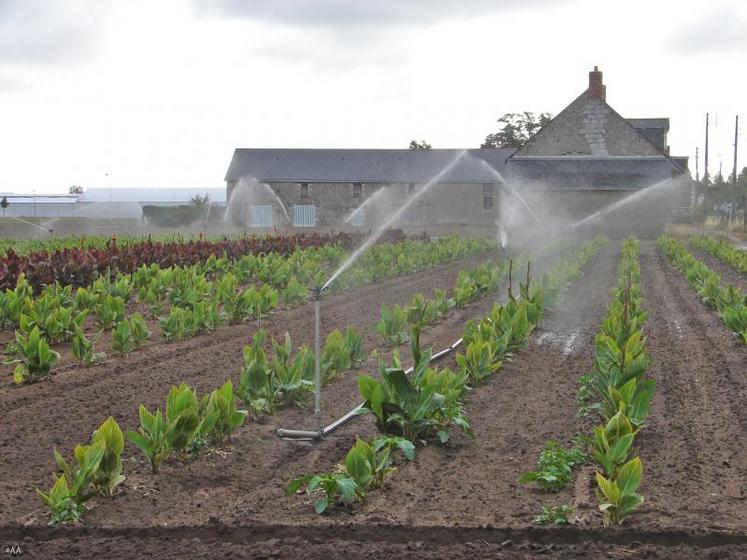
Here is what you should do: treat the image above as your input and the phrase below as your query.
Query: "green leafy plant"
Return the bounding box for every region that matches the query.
[282,275,308,307]
[456,339,501,383]
[534,504,575,525]
[71,327,105,366]
[345,327,365,367]
[111,320,134,356]
[520,441,587,492]
[88,417,126,496]
[286,436,415,514]
[126,405,170,474]
[357,349,473,444]
[165,383,204,455]
[199,380,247,443]
[595,457,644,525]
[375,304,409,346]
[95,295,125,330]
[7,326,60,384]
[36,476,84,525]
[159,307,189,342]
[37,440,106,524]
[591,410,637,478]
[321,329,352,382]
[237,330,275,417]
[129,312,151,348]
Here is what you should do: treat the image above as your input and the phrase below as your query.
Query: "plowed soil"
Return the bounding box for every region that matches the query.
[2,242,746,559]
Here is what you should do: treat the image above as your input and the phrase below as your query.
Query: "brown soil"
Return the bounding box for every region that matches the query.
[2,243,747,559]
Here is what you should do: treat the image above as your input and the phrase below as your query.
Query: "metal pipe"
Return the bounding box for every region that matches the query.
[313,288,322,429]
[277,336,464,441]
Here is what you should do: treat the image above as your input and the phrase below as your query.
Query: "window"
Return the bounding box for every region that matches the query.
[349,208,364,227]
[300,182,310,198]
[483,183,494,196]
[483,196,493,210]
[353,183,362,198]
[293,204,316,227]
[250,205,273,227]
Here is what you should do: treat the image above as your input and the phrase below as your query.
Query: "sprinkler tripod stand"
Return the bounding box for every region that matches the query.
[276,284,327,440]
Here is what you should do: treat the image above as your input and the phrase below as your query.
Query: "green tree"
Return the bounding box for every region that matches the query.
[481,112,553,148]
[190,194,210,209]
[409,140,432,150]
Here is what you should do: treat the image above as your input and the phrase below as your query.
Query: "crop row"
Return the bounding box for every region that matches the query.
[36,324,366,523]
[3,236,494,384]
[0,230,388,293]
[688,234,747,275]
[374,240,579,348]
[287,236,608,513]
[519,238,651,526]
[659,235,746,344]
[584,237,651,524]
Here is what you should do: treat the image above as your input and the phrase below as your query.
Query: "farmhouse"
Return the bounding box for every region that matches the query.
[224,68,689,233]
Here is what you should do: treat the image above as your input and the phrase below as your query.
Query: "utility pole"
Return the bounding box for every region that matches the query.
[695,146,700,182]
[704,113,710,184]
[732,115,739,222]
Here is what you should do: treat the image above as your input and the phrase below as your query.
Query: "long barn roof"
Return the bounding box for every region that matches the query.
[224,148,516,184]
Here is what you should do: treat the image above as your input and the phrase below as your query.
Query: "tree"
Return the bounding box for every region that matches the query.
[409,140,432,150]
[481,112,553,148]
[190,194,210,208]
[69,185,83,194]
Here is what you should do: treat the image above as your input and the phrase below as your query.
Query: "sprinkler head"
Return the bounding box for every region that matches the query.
[311,285,323,300]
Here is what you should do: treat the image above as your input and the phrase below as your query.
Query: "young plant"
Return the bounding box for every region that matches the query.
[520,440,587,492]
[345,327,365,367]
[7,326,60,384]
[534,504,575,525]
[321,329,351,382]
[237,330,275,417]
[595,457,644,525]
[375,304,409,346]
[357,350,473,444]
[111,320,134,356]
[286,436,414,514]
[88,417,126,496]
[38,440,106,524]
[199,380,247,443]
[126,405,171,474]
[73,328,105,366]
[129,312,151,348]
[456,338,501,383]
[591,410,637,478]
[95,295,125,330]
[282,275,308,307]
[165,383,206,454]
[36,475,83,525]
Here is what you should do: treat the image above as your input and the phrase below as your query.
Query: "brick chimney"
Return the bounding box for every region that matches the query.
[588,66,606,101]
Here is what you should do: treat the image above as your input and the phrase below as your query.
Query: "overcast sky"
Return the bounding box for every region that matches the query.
[0,0,744,193]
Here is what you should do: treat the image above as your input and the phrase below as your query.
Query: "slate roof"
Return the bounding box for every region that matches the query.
[506,156,675,190]
[627,118,670,131]
[224,148,516,184]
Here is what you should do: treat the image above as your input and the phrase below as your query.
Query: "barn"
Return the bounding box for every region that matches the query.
[225,67,690,235]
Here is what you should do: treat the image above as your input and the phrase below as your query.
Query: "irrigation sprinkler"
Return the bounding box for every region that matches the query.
[312,285,323,429]
[275,283,327,440]
[276,336,464,442]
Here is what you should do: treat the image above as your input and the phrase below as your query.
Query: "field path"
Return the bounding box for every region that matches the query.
[635,242,747,531]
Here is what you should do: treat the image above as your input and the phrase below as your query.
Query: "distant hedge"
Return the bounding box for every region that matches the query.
[142,205,202,227]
